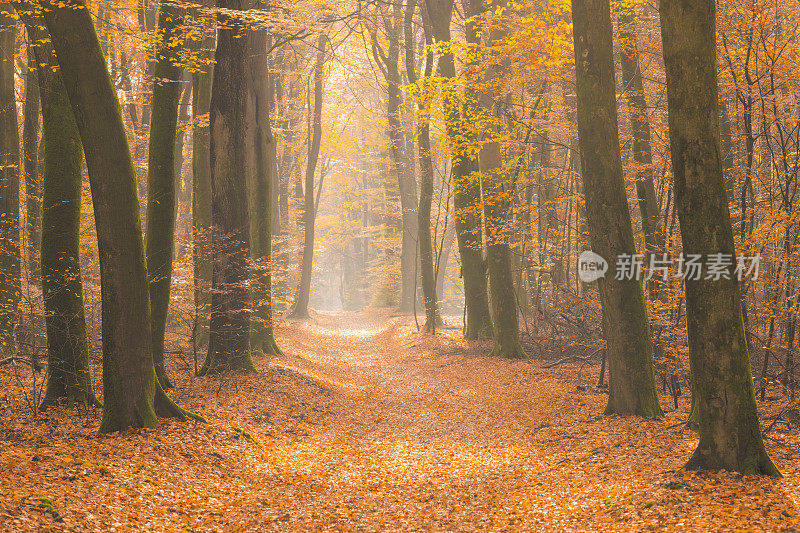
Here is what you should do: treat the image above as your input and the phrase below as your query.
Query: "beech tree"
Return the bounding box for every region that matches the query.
[660,0,779,475]
[0,5,19,353]
[200,0,257,374]
[17,12,97,409]
[289,35,327,319]
[146,1,185,389]
[41,0,199,431]
[571,0,661,416]
[426,0,492,339]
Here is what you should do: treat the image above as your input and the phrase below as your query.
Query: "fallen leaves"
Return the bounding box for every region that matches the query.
[0,311,799,531]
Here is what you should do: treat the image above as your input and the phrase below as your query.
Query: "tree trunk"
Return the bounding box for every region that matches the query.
[19,15,97,410]
[660,0,778,475]
[0,6,19,352]
[199,0,256,375]
[23,41,41,281]
[426,0,492,339]
[289,35,327,319]
[191,0,215,349]
[405,0,438,332]
[571,0,661,417]
[246,25,281,355]
[146,2,185,389]
[477,0,526,358]
[42,0,198,431]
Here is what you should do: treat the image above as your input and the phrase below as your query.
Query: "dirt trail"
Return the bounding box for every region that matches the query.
[2,311,799,531]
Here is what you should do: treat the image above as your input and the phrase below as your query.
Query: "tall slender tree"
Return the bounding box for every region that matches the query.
[146,1,186,389]
[404,0,439,332]
[246,21,281,355]
[191,0,215,348]
[571,0,661,416]
[16,11,97,409]
[660,0,779,475]
[22,41,40,280]
[426,0,492,339]
[289,34,327,319]
[0,5,19,353]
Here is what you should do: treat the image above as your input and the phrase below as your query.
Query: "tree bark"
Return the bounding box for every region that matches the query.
[146,1,185,389]
[18,14,98,410]
[246,24,281,355]
[571,0,661,416]
[23,41,41,280]
[199,0,256,375]
[660,0,778,475]
[0,6,19,353]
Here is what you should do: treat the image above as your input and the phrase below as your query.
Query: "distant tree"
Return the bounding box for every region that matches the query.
[570,0,661,416]
[289,34,327,319]
[404,0,439,333]
[660,0,779,475]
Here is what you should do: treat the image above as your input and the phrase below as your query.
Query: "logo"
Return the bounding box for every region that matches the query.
[578,251,608,283]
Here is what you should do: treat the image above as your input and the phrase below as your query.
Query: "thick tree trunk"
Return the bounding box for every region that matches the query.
[289,35,327,319]
[146,2,185,389]
[23,42,41,280]
[246,25,281,355]
[426,0,492,339]
[199,0,256,375]
[0,7,19,352]
[19,16,97,410]
[571,0,661,417]
[42,0,198,431]
[660,0,778,475]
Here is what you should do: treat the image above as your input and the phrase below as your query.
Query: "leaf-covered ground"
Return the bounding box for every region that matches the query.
[2,311,800,531]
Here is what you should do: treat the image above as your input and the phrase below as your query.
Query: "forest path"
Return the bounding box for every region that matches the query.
[2,311,799,531]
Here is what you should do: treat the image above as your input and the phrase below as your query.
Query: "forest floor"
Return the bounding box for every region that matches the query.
[2,311,800,531]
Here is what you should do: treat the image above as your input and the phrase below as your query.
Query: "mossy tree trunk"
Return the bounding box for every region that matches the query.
[426,0,492,339]
[23,41,41,281]
[0,6,19,353]
[246,23,281,355]
[659,0,779,476]
[289,35,327,320]
[571,0,662,417]
[476,0,526,359]
[41,0,199,431]
[191,0,215,349]
[17,14,98,410]
[404,0,439,333]
[145,1,185,389]
[199,0,256,375]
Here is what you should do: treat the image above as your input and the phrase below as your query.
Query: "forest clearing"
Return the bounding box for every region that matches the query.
[2,312,800,532]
